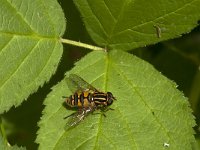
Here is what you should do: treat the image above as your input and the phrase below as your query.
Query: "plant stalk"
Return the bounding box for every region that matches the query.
[0,117,9,146]
[60,38,106,51]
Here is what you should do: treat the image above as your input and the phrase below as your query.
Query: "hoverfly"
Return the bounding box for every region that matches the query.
[63,74,115,127]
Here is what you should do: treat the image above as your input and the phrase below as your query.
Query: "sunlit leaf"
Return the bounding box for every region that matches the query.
[0,0,65,113]
[36,50,195,150]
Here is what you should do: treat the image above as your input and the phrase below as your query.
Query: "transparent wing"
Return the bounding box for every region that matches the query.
[66,74,97,93]
[66,111,85,127]
[65,108,93,129]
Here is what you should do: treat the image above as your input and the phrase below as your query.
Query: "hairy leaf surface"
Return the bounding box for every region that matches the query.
[37,50,195,150]
[0,0,65,113]
[74,0,200,50]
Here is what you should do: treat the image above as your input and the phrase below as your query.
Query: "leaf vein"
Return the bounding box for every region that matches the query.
[114,105,138,149]
[74,135,96,150]
[0,36,14,54]
[5,0,35,33]
[113,0,198,37]
[86,0,109,38]
[114,64,176,145]
[94,115,102,149]
[102,0,117,21]
[23,41,58,93]
[106,0,131,43]
[40,0,56,34]
[0,39,40,91]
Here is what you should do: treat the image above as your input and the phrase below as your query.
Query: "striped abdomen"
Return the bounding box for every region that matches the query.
[65,91,95,108]
[65,91,114,109]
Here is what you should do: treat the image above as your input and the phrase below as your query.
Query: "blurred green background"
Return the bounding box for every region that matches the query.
[1,0,200,149]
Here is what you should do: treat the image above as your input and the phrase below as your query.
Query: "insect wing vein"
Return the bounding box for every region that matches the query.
[66,74,97,93]
[67,112,84,127]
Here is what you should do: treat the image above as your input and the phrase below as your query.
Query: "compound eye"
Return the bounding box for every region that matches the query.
[107,98,113,105]
[107,92,113,98]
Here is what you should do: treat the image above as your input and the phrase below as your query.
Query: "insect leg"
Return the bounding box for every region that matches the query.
[64,112,76,119]
[100,107,115,117]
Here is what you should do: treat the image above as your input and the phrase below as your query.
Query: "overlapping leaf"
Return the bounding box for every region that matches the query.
[37,50,195,150]
[0,134,25,150]
[74,0,200,50]
[0,0,65,113]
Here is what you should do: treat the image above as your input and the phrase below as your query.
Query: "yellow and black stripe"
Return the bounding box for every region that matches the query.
[93,92,108,106]
[66,91,95,108]
[65,91,114,109]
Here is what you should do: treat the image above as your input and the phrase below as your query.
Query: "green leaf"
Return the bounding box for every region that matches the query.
[193,138,200,150]
[0,134,25,150]
[0,0,65,113]
[36,50,195,150]
[74,0,200,50]
[0,143,25,150]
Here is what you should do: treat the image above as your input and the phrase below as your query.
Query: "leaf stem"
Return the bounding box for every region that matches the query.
[60,38,106,51]
[0,117,9,146]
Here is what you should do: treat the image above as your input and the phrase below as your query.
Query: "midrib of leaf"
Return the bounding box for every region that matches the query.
[53,110,101,149]
[84,54,137,149]
[93,89,104,149]
[41,56,107,132]
[86,0,131,46]
[76,53,136,149]
[0,0,65,113]
[103,51,109,93]
[0,31,60,39]
[37,51,195,149]
[112,64,175,145]
[84,0,199,46]
[41,74,108,149]
[52,53,118,149]
[111,0,198,42]
[52,55,108,149]
[92,53,113,149]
